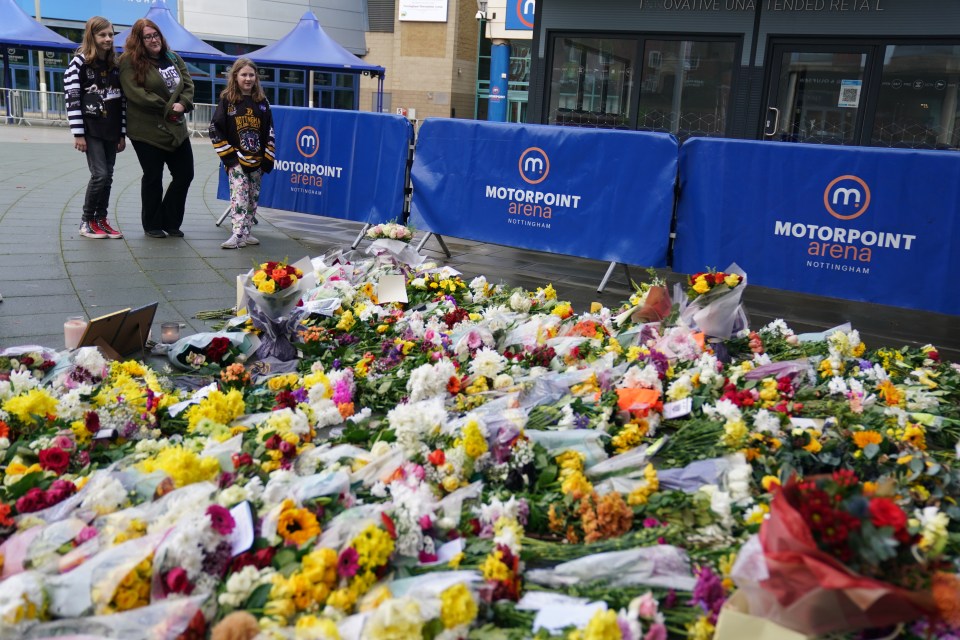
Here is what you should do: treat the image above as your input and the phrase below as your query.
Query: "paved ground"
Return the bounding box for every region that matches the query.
[1,122,957,360]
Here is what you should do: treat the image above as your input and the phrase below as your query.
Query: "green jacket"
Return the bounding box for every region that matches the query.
[119,51,194,151]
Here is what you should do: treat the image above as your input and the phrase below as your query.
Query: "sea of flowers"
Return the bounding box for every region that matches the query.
[0,247,958,640]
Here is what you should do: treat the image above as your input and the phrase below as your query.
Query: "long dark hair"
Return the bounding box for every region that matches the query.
[121,19,169,85]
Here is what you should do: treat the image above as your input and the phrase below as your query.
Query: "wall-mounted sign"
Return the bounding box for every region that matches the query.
[14,0,177,27]
[506,0,535,30]
[398,0,448,22]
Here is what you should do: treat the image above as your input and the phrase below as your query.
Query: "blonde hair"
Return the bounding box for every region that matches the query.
[220,58,266,104]
[78,16,117,68]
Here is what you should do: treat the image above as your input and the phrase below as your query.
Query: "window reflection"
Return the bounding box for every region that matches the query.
[548,37,635,129]
[638,40,736,140]
[872,45,960,150]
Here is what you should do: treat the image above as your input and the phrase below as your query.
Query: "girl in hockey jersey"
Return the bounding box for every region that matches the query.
[65,15,126,239]
[209,58,275,249]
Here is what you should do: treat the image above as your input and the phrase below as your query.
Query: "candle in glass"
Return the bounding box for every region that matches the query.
[64,315,87,349]
[160,322,180,344]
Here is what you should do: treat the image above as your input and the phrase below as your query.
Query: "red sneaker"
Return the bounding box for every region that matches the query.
[96,218,123,239]
[79,220,107,239]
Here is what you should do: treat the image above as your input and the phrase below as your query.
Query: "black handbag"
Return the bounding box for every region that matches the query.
[81,92,106,118]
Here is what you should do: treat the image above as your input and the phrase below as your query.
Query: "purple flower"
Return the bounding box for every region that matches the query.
[642,517,662,528]
[573,413,591,429]
[690,566,726,618]
[337,547,360,578]
[206,504,236,536]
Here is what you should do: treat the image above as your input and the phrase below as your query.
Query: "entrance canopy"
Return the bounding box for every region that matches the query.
[247,11,384,77]
[0,0,77,92]
[114,0,233,63]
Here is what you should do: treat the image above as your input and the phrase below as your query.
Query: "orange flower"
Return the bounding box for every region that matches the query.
[337,402,355,419]
[851,430,883,449]
[933,572,960,627]
[447,376,461,395]
[0,502,14,527]
[877,380,903,406]
[0,420,8,439]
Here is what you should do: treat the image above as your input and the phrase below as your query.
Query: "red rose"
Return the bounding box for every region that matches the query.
[84,411,100,434]
[428,449,446,466]
[205,337,231,362]
[38,446,70,474]
[253,547,275,569]
[868,497,908,532]
[713,272,726,285]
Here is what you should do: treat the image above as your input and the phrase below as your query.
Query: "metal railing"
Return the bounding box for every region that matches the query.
[1,89,216,135]
[1,88,68,126]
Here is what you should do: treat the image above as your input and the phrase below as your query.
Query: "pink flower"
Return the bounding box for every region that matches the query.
[644,624,668,640]
[419,515,433,531]
[165,567,192,594]
[633,592,659,619]
[206,504,236,536]
[337,547,359,579]
[418,550,438,563]
[51,435,75,451]
[16,487,48,513]
[76,526,98,544]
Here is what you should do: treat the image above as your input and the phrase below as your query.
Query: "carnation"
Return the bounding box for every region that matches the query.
[469,347,507,379]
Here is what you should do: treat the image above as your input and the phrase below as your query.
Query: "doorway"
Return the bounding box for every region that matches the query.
[763,43,873,145]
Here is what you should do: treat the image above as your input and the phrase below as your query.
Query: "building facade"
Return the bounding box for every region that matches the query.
[528,0,960,149]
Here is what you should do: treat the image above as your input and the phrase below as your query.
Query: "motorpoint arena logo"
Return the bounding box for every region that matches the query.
[296,126,319,158]
[518,147,549,185]
[823,175,870,221]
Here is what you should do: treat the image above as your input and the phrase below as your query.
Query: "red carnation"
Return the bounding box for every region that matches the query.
[164,567,193,594]
[868,497,908,532]
[38,446,70,474]
[84,411,100,434]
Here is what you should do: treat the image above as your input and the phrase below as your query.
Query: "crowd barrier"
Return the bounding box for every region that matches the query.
[2,88,67,126]
[672,138,960,316]
[409,119,677,268]
[216,106,413,226]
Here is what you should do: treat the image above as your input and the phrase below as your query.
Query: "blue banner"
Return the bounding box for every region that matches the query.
[673,139,960,315]
[410,119,677,267]
[217,106,412,225]
[506,0,535,30]
[17,0,173,25]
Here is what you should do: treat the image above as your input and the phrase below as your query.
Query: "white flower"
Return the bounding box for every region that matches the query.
[827,376,849,396]
[311,398,345,429]
[619,364,663,392]
[666,373,693,402]
[723,454,753,506]
[704,398,742,423]
[752,409,782,435]
[79,475,128,516]
[492,374,514,390]
[469,347,507,379]
[509,290,532,313]
[73,347,108,376]
[407,359,457,402]
[387,397,447,455]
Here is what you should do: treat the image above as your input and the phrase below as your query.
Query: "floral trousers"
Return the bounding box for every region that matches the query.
[228,165,262,236]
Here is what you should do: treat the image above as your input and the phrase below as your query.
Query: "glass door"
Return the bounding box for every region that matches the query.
[763,43,873,145]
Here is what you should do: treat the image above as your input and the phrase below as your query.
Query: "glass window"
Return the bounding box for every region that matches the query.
[872,44,960,150]
[280,70,304,84]
[638,40,736,140]
[547,36,636,129]
[279,87,305,107]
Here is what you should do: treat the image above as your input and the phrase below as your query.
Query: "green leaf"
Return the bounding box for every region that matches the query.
[5,471,48,500]
[242,583,273,610]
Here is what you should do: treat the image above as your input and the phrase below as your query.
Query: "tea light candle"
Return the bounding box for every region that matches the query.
[160,322,180,344]
[64,315,87,350]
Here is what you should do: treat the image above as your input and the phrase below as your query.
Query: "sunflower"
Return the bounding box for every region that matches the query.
[277,503,321,546]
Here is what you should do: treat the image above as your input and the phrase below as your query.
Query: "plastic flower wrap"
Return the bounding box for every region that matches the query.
[0,570,47,630]
[730,472,950,636]
[0,346,57,384]
[167,332,258,372]
[678,263,749,339]
[241,257,316,363]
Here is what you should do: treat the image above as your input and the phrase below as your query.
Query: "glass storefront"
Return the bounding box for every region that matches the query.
[545,34,738,138]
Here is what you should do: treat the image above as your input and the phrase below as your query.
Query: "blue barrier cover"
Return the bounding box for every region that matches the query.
[673,139,960,315]
[410,119,677,267]
[217,106,412,224]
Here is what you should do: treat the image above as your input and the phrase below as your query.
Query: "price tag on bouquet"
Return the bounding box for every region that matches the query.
[663,397,693,419]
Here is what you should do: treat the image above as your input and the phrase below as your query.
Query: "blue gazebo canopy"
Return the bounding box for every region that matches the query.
[114,0,233,63]
[247,11,385,78]
[0,0,76,51]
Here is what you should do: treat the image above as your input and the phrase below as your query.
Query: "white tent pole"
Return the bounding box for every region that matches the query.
[34,0,48,118]
[308,70,314,108]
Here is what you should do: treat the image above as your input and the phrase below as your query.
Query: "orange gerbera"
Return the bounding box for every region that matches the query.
[851,430,883,449]
[277,504,321,546]
[0,420,9,439]
[933,572,960,626]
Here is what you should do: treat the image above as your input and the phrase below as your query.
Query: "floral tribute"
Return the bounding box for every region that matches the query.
[0,253,959,640]
[365,221,413,243]
[687,270,743,300]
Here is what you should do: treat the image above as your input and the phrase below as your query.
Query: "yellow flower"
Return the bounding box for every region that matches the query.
[440,583,478,629]
[761,475,780,491]
[441,475,460,493]
[542,284,557,300]
[295,615,341,640]
[692,276,711,294]
[627,463,659,506]
[185,388,245,431]
[136,446,220,487]
[723,273,741,288]
[903,423,927,450]
[364,597,423,639]
[277,504,321,547]
[336,310,356,331]
[252,270,267,283]
[581,609,621,640]
[686,615,716,640]
[480,550,510,582]
[448,552,464,570]
[803,431,823,454]
[561,470,594,498]
[3,388,58,425]
[258,279,277,294]
[721,419,749,448]
[461,420,488,459]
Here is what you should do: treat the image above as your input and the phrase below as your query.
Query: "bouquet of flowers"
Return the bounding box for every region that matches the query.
[0,347,57,383]
[731,471,959,636]
[241,257,316,363]
[167,332,257,372]
[677,263,749,339]
[365,221,413,243]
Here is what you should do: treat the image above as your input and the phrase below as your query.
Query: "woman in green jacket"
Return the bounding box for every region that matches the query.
[119,19,194,238]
